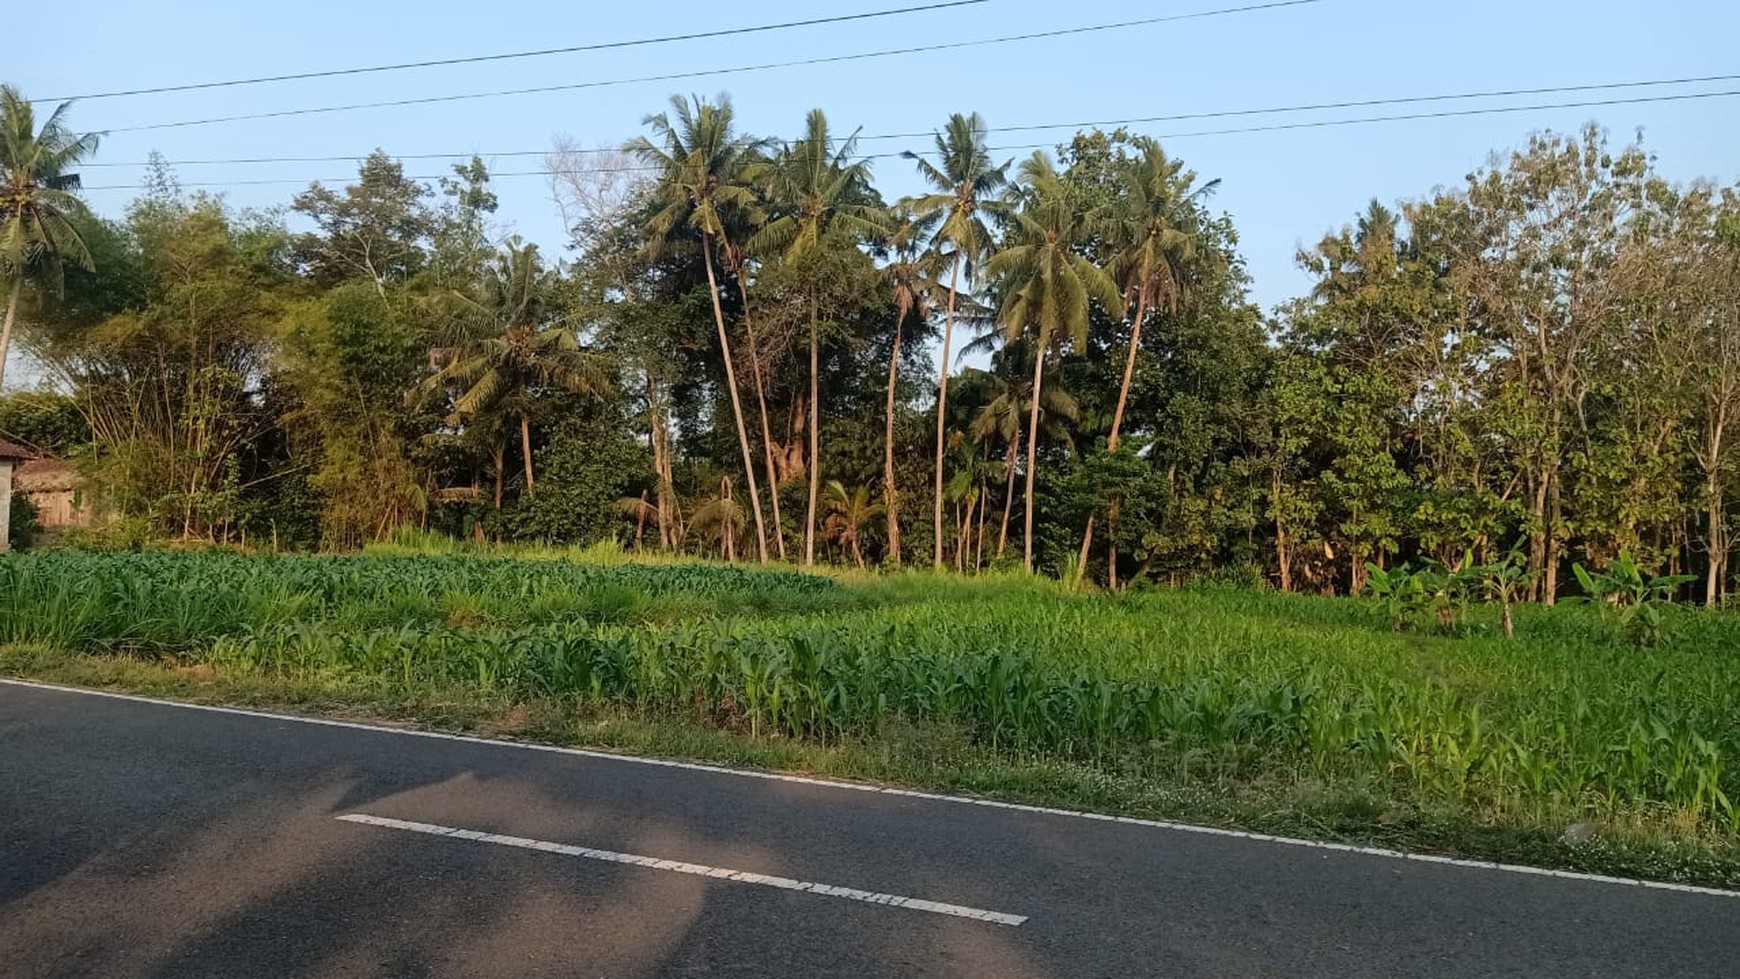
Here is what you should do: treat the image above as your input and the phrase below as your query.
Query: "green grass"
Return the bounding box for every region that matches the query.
[2,549,1737,888]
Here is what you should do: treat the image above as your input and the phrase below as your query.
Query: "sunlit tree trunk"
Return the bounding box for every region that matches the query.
[0,273,21,395]
[701,232,769,562]
[1022,329,1050,572]
[804,300,821,566]
[998,431,1018,558]
[884,308,906,565]
[740,291,786,560]
[933,257,962,569]
[1077,292,1148,583]
[520,412,535,492]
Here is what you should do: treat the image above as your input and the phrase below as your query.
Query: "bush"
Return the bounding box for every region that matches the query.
[8,492,39,550]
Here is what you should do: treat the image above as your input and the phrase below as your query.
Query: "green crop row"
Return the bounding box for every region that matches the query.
[2,551,1737,836]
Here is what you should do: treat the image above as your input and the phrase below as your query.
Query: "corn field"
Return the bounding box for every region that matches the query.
[2,551,1737,835]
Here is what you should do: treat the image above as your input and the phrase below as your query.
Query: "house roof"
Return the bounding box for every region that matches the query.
[0,440,35,462]
[15,457,81,493]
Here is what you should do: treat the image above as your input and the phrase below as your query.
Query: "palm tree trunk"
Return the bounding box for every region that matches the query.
[976,478,988,571]
[0,271,21,395]
[957,495,976,572]
[933,257,962,569]
[740,289,786,560]
[493,442,505,509]
[804,299,821,566]
[884,308,906,565]
[702,234,769,562]
[520,412,535,492]
[1108,293,1148,450]
[647,374,674,551]
[1076,293,1148,583]
[1023,330,1049,573]
[998,432,1018,558]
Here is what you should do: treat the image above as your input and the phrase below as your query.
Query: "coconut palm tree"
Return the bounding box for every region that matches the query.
[748,109,887,566]
[627,94,772,561]
[879,208,943,565]
[823,480,882,568]
[902,113,1011,570]
[1,86,100,394]
[967,361,1081,559]
[415,239,610,493]
[692,476,747,561]
[986,153,1121,571]
[1077,137,1219,580]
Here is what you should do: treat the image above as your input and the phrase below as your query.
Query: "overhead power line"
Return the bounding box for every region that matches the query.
[44,1,992,102]
[99,1,1326,134]
[79,71,1740,169]
[75,87,1740,192]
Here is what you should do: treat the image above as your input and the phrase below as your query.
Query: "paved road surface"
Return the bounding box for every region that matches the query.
[2,680,1734,977]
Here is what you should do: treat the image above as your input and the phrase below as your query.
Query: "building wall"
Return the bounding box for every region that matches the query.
[26,489,91,529]
[1,460,13,553]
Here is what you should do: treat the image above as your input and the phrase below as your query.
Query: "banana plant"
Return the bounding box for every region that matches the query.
[1572,551,1697,646]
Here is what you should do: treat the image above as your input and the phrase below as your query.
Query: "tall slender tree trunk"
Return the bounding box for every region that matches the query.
[1705,414,1729,607]
[1273,463,1292,592]
[884,308,906,565]
[1022,329,1049,572]
[740,290,786,560]
[1543,474,1562,605]
[975,478,988,571]
[933,257,962,569]
[493,442,505,509]
[701,234,768,562]
[520,412,535,492]
[634,490,649,551]
[648,375,675,551]
[1710,478,1727,609]
[1528,474,1550,601]
[804,299,821,566]
[0,272,21,395]
[1077,293,1149,583]
[998,432,1018,558]
[956,494,977,572]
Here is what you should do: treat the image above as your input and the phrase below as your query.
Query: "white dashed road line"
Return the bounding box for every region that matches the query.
[335,812,1028,926]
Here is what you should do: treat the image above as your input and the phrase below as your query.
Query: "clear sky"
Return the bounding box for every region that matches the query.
[16,0,1740,316]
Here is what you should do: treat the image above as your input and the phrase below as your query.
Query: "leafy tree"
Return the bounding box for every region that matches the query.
[291,151,433,296]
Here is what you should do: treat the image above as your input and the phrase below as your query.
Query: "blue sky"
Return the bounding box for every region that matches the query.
[17,0,1740,316]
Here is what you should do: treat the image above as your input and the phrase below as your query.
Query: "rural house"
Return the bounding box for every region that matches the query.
[15,457,92,532]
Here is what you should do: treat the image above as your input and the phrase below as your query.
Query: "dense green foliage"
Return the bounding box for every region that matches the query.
[2,87,1734,607]
[4,550,1737,854]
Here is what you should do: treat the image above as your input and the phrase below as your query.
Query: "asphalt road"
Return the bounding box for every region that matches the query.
[2,681,1735,978]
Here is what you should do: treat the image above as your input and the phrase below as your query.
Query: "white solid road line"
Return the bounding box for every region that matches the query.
[336,812,1028,926]
[6,678,1739,902]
